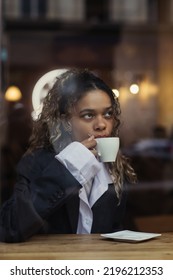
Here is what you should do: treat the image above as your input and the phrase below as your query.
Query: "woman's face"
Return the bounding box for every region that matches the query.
[69,89,114,142]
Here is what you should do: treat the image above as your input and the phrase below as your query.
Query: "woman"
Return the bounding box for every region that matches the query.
[0,68,136,242]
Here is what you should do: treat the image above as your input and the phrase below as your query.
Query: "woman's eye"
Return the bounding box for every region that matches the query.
[82,113,94,120]
[104,111,113,118]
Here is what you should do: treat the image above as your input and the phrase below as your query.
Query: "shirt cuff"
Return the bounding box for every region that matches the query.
[55,142,101,186]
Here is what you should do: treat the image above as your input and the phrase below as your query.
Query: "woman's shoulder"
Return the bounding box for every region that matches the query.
[17,147,56,176]
[23,147,55,162]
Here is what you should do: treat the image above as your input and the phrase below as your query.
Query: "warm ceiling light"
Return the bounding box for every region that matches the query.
[112,89,119,98]
[129,83,139,94]
[4,86,22,102]
[32,69,67,119]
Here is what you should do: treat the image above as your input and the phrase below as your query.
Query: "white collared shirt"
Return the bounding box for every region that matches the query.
[55,142,113,234]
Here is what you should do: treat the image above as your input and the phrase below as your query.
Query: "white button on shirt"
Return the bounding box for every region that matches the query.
[55,142,113,234]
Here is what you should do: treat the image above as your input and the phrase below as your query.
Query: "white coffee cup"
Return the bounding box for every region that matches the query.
[96,137,120,162]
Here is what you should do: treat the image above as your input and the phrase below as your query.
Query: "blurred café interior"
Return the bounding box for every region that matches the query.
[1,0,173,232]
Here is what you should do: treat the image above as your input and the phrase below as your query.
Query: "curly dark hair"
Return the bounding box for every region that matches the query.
[28,68,137,198]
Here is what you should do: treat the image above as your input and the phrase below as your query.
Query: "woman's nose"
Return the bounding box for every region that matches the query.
[94,116,106,130]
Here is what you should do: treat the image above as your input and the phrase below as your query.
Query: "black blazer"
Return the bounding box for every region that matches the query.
[0,148,127,242]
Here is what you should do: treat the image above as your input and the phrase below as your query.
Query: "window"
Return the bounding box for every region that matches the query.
[21,0,47,18]
[85,0,109,22]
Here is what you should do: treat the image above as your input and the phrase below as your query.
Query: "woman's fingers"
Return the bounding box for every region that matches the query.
[81,136,98,156]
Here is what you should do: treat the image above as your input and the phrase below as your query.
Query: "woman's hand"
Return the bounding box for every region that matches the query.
[81,135,98,157]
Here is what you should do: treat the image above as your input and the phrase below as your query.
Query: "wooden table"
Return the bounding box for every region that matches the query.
[0,233,173,260]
